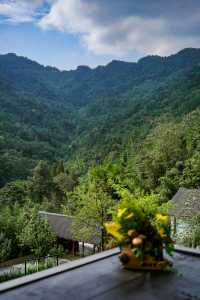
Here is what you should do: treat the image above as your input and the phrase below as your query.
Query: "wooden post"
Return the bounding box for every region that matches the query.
[72,241,75,256]
[24,260,27,275]
[82,242,85,257]
[101,228,104,251]
[192,228,196,248]
[173,216,177,235]
[37,259,39,272]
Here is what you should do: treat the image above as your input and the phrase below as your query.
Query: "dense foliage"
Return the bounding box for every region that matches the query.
[0,48,200,262]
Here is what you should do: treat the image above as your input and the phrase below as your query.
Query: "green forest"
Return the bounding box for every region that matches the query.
[0,48,200,262]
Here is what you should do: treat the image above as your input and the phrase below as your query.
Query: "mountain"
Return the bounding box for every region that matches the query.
[1,48,200,108]
[0,48,200,186]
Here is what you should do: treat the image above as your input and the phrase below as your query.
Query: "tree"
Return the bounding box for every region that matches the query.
[0,204,21,260]
[72,168,116,250]
[28,160,54,203]
[181,153,200,188]
[0,232,12,262]
[18,206,57,257]
[0,180,28,205]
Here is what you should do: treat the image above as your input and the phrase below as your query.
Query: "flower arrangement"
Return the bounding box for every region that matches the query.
[105,194,174,271]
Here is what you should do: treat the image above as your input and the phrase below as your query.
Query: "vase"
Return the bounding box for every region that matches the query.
[119,245,172,271]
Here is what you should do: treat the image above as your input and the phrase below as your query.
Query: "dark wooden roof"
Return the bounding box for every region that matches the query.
[169,187,200,218]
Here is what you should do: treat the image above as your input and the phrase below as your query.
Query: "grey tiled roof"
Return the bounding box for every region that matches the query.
[39,211,74,240]
[169,187,200,218]
[39,211,101,244]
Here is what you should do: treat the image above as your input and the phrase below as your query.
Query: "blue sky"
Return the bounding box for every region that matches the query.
[0,0,199,70]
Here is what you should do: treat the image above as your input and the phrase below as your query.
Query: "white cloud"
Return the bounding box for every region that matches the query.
[0,0,45,23]
[39,0,98,33]
[38,0,200,57]
[1,0,199,57]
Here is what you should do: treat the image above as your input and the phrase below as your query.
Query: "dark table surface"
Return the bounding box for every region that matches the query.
[1,252,200,300]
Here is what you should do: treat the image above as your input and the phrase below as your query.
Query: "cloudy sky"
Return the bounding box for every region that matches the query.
[0,0,199,70]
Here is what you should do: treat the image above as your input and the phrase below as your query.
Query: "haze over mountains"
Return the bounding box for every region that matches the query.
[0,48,200,187]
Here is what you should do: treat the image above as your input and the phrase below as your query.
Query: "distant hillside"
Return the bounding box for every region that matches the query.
[0,48,200,108]
[0,48,200,186]
[0,77,75,186]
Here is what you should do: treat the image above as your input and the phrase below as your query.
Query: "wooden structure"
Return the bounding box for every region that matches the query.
[39,211,100,256]
[39,211,79,255]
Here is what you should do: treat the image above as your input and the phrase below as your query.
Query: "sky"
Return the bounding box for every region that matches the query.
[0,0,199,70]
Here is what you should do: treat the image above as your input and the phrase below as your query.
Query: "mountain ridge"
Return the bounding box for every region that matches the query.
[1,48,200,110]
[2,47,200,71]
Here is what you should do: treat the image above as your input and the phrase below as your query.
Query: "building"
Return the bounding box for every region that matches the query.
[39,211,101,255]
[39,211,79,254]
[170,187,200,219]
[169,188,200,246]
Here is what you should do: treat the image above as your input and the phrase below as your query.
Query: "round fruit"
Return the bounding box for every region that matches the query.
[132,237,143,246]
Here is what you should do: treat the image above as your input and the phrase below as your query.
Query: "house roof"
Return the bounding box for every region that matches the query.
[39,211,74,240]
[169,187,200,218]
[39,211,101,245]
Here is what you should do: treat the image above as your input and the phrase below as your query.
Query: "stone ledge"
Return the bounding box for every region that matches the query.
[0,248,120,294]
[174,244,200,257]
[1,245,199,294]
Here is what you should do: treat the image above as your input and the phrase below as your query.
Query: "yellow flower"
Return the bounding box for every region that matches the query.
[155,213,169,224]
[158,228,167,238]
[125,212,134,220]
[104,222,124,241]
[117,208,127,218]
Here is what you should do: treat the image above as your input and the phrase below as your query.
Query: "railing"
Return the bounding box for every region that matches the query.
[0,255,60,284]
[24,255,59,275]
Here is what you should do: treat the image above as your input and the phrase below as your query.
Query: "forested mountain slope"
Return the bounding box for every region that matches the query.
[0,77,75,186]
[1,48,200,262]
[72,65,200,162]
[0,48,200,186]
